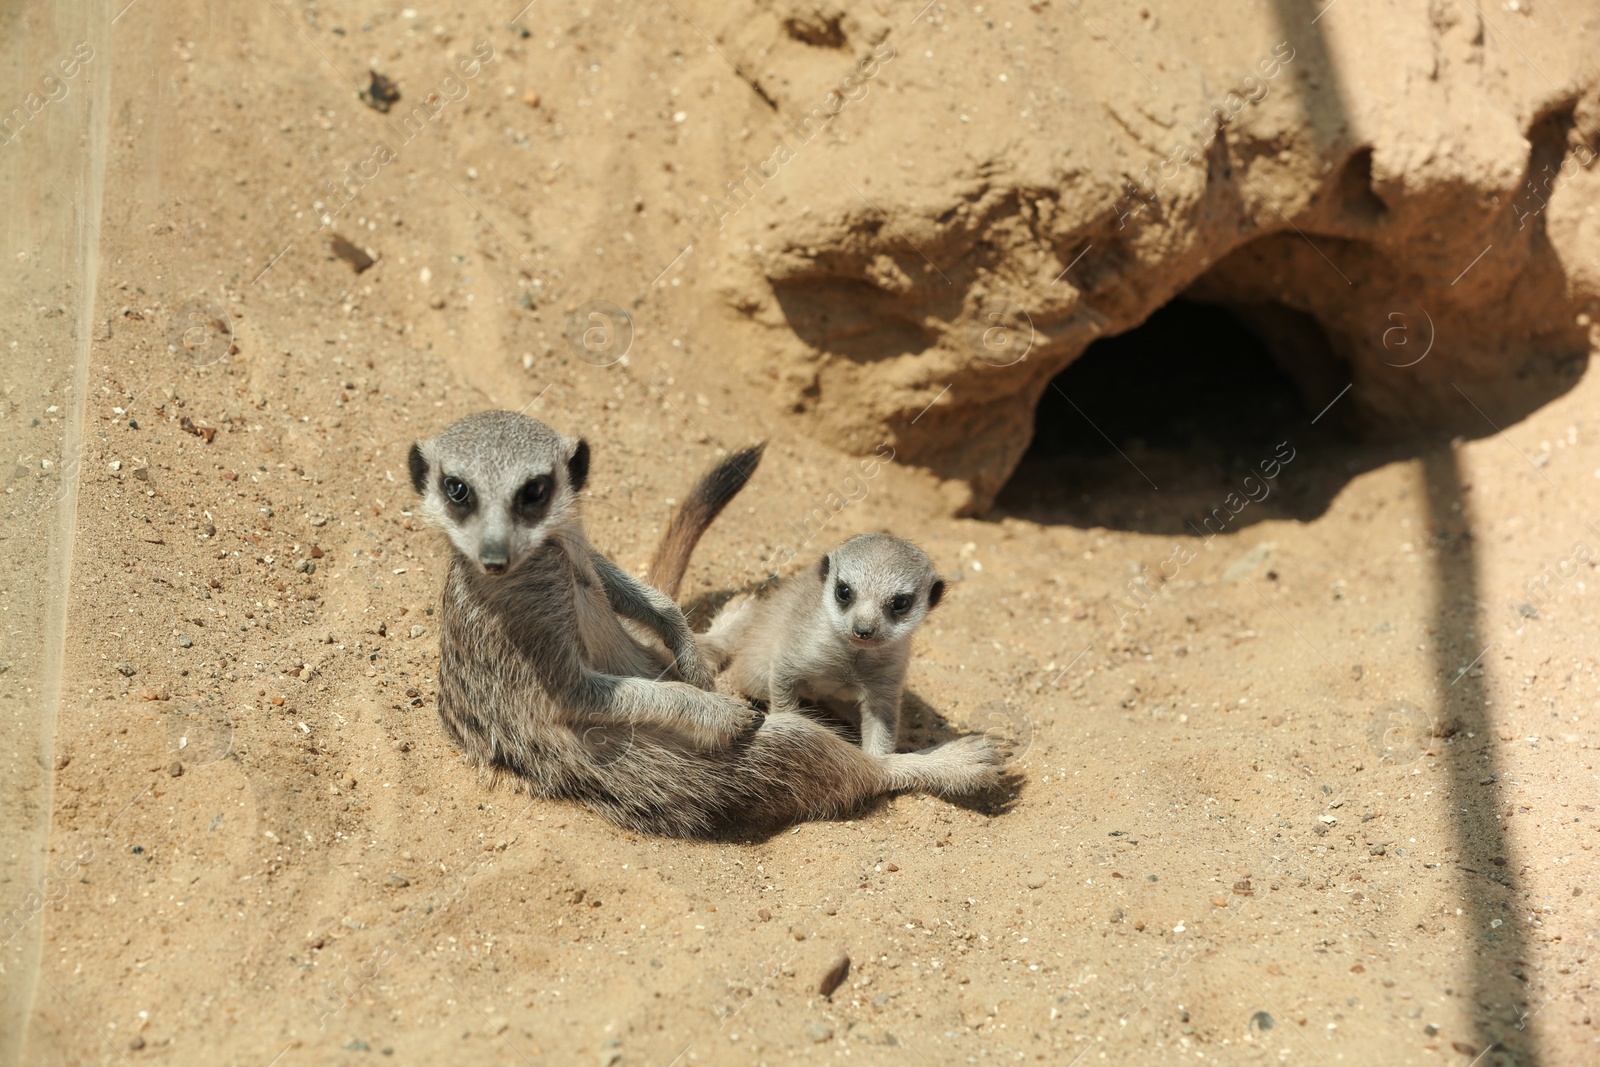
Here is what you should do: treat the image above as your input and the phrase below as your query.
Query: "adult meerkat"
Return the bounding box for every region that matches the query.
[700,534,942,756]
[410,411,1003,838]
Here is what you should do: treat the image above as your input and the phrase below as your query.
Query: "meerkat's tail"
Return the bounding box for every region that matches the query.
[647,442,765,599]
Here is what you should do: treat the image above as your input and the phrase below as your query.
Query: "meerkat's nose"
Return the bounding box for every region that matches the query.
[480,537,510,573]
[852,621,876,639]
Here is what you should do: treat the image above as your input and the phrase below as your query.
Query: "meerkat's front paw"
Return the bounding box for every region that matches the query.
[718,695,765,740]
[676,654,717,692]
[679,692,764,749]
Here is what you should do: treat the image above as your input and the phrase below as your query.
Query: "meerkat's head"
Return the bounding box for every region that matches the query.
[818,533,944,650]
[408,410,589,575]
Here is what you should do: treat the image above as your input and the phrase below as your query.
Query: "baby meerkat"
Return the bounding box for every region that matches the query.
[411,412,1003,837]
[701,533,944,756]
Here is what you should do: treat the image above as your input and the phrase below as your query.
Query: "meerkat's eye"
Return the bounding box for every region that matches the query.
[442,476,472,506]
[514,475,553,518]
[834,581,853,606]
[889,593,913,615]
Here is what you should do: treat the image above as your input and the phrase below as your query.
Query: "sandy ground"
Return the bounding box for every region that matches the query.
[3,2,1598,1065]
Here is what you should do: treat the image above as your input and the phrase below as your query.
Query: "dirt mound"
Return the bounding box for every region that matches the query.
[705,1,1600,510]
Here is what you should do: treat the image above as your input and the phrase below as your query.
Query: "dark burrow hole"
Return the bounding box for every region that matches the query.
[996,297,1363,534]
[1025,298,1309,460]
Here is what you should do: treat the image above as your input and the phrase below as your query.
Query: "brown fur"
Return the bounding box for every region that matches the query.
[647,443,765,599]
[416,412,1003,838]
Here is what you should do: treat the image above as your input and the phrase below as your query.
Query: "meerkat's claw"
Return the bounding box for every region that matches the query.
[742,705,767,737]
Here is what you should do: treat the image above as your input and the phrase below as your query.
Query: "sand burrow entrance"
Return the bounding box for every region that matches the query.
[995,295,1368,533]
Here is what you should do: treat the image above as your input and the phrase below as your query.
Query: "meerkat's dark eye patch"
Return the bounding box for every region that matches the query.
[442,475,474,509]
[889,593,914,615]
[834,581,853,606]
[514,475,554,520]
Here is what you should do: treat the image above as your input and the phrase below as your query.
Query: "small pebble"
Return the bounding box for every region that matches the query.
[387,873,409,888]
[177,635,193,648]
[805,1022,833,1043]
[129,1035,146,1050]
[1249,1010,1273,1032]
[168,762,183,777]
[1026,874,1046,889]
[117,663,136,676]
[818,953,850,998]
[410,625,426,638]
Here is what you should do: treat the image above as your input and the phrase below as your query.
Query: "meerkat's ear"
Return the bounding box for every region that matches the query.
[818,554,831,581]
[927,578,945,610]
[567,438,590,492]
[408,442,429,494]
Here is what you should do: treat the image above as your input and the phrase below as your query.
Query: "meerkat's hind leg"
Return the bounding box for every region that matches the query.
[736,710,888,825]
[697,593,756,669]
[880,735,1006,795]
